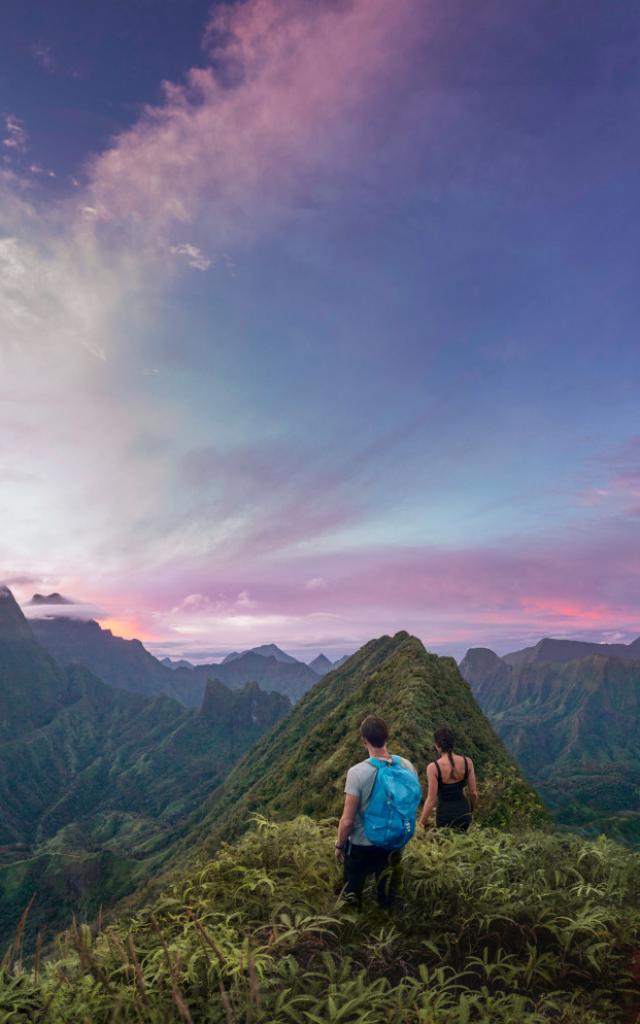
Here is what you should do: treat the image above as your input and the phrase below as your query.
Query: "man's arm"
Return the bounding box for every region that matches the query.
[418,763,438,827]
[335,794,359,861]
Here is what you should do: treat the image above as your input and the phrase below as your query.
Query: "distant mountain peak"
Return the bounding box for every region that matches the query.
[221,651,241,663]
[503,634,640,668]
[198,677,290,728]
[309,654,333,676]
[461,647,505,664]
[223,644,300,665]
[28,593,73,606]
[161,656,195,670]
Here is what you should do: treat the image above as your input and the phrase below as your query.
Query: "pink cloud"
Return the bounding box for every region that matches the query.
[80,519,640,657]
[87,0,428,244]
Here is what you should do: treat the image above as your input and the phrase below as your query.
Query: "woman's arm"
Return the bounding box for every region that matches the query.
[419,763,438,827]
[467,758,478,814]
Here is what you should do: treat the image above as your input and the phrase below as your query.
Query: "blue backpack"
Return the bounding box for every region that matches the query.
[363,756,422,849]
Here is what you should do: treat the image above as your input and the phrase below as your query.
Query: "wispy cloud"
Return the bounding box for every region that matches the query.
[575,436,640,518]
[2,115,27,153]
[168,243,211,271]
[86,0,427,247]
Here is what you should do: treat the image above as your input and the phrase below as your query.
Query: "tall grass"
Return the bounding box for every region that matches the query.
[1,817,639,1022]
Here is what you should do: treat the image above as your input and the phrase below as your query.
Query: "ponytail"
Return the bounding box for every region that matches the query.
[434,726,457,780]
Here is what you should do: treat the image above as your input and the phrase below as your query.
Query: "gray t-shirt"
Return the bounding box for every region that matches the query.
[344,756,418,846]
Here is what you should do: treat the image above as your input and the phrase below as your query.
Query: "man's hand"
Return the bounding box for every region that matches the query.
[335,842,346,864]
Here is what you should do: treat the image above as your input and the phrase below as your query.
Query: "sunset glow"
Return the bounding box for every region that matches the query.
[2,0,639,660]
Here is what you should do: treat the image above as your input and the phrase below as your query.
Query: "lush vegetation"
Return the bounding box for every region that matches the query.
[1,619,638,1021]
[460,646,640,844]
[1,817,639,1022]
[0,592,290,949]
[184,632,547,867]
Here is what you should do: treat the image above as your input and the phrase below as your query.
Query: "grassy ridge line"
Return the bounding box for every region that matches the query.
[2,818,639,1022]
[187,632,547,859]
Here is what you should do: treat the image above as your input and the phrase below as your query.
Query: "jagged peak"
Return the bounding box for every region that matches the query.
[198,676,290,727]
[0,586,33,641]
[460,647,505,665]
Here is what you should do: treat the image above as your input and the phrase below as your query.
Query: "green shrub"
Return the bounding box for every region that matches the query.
[2,817,639,1022]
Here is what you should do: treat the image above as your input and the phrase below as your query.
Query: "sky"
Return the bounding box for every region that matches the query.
[1,0,639,663]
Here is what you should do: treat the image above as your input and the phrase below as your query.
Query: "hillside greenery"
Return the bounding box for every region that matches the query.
[0,590,291,950]
[1,817,639,1022]
[185,632,547,864]
[0,675,289,952]
[460,647,640,844]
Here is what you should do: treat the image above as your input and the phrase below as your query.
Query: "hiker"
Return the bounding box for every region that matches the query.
[335,715,422,908]
[418,726,477,831]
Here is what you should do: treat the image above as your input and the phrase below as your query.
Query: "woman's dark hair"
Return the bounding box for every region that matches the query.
[434,726,457,779]
[360,715,389,748]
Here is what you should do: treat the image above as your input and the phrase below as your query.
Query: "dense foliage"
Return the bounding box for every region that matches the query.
[2,817,639,1023]
[461,647,640,844]
[0,591,290,949]
[186,632,547,864]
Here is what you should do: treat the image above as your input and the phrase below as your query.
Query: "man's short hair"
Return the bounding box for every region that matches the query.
[360,715,389,747]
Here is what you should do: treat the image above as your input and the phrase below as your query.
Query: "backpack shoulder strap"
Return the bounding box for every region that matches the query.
[434,760,442,783]
[362,761,379,811]
[463,756,469,781]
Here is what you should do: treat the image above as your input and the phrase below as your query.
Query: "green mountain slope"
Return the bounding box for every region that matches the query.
[30,616,203,704]
[460,646,640,843]
[32,617,320,705]
[0,589,290,948]
[5,628,638,1024]
[183,631,546,861]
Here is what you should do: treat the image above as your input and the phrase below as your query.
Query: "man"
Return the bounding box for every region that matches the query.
[335,715,420,908]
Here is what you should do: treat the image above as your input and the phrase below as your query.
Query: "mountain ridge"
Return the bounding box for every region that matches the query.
[501,634,640,667]
[176,630,547,867]
[460,643,640,842]
[32,617,320,705]
[0,588,291,948]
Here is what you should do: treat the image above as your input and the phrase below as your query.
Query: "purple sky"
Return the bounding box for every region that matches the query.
[1,0,639,661]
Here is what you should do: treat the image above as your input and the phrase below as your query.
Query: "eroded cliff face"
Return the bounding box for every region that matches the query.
[460,642,640,843]
[198,678,291,729]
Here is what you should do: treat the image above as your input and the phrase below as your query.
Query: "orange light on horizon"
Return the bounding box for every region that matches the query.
[97,617,150,641]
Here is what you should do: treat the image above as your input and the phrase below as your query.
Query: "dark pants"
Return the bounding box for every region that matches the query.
[343,842,402,908]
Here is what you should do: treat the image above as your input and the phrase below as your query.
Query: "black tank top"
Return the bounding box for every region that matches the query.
[434,757,471,828]
[435,756,469,801]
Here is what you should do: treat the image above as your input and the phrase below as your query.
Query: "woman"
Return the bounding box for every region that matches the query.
[418,727,477,831]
